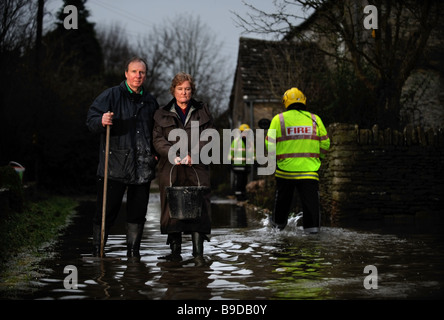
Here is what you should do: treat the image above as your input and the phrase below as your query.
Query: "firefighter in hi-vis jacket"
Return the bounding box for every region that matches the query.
[266,88,330,233]
[229,124,255,200]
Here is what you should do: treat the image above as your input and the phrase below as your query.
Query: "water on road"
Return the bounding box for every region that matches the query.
[16,193,444,300]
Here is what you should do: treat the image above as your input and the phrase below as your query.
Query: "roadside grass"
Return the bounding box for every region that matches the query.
[0,194,78,298]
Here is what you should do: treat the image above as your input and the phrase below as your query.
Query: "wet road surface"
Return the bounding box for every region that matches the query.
[11,192,444,301]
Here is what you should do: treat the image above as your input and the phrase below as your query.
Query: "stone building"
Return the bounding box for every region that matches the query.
[282,0,444,130]
[229,1,444,222]
[230,1,444,130]
[229,37,329,130]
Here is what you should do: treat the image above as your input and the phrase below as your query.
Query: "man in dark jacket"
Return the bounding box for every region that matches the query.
[86,57,159,260]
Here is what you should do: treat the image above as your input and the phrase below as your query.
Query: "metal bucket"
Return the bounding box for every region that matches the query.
[166,165,210,220]
[9,161,25,183]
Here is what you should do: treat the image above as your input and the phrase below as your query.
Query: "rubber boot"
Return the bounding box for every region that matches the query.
[158,233,182,261]
[126,223,144,261]
[92,223,108,257]
[191,232,205,266]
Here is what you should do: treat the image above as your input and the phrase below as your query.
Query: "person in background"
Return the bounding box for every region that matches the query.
[86,57,159,260]
[229,124,255,200]
[266,87,330,234]
[153,72,215,264]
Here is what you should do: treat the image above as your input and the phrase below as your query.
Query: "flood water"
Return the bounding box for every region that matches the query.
[16,192,444,301]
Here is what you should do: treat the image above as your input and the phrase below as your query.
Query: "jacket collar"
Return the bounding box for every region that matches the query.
[124,80,143,95]
[163,98,202,111]
[119,81,146,99]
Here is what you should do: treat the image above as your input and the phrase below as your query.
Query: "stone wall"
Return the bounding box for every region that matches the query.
[319,123,444,225]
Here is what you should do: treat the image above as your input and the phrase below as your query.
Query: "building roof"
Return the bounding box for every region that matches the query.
[231,37,324,103]
[236,37,278,101]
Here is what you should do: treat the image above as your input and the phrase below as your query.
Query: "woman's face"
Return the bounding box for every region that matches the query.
[174,80,192,106]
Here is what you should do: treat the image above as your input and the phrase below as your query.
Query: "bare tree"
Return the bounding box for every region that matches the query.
[234,0,443,128]
[0,0,37,53]
[97,22,136,76]
[0,0,40,162]
[261,41,329,104]
[138,14,232,116]
[136,27,171,102]
[233,0,311,38]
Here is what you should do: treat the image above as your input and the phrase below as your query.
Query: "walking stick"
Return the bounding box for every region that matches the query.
[100,122,111,258]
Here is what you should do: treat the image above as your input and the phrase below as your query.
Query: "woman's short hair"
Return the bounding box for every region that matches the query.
[170,72,196,95]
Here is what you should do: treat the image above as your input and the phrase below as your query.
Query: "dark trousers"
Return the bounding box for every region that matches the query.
[232,166,250,198]
[93,177,151,227]
[271,178,320,231]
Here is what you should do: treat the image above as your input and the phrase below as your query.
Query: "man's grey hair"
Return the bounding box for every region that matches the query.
[125,56,148,72]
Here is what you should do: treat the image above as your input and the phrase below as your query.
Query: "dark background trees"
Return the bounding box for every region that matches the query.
[6,0,439,194]
[0,0,231,193]
[136,14,232,118]
[234,0,443,129]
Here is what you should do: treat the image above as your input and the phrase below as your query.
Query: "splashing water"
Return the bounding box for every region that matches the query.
[12,198,444,300]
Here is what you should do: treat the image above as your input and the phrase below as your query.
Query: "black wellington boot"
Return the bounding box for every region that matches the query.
[92,223,108,257]
[191,232,205,266]
[158,233,182,261]
[127,223,144,261]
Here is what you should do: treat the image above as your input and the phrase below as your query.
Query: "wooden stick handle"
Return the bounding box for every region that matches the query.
[100,124,110,258]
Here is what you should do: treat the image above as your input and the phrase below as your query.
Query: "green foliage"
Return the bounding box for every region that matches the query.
[0,0,229,195]
[324,60,379,127]
[0,195,77,272]
[50,0,103,77]
[0,0,104,193]
[0,166,24,212]
[246,177,275,210]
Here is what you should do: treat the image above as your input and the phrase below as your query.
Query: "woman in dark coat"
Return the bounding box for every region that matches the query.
[153,72,215,262]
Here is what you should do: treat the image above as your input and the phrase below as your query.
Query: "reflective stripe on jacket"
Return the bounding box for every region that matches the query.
[266,109,330,180]
[228,137,255,166]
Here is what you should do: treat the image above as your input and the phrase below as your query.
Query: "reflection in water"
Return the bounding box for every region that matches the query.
[16,194,444,300]
[269,244,329,300]
[156,259,213,300]
[211,199,248,228]
[95,261,111,299]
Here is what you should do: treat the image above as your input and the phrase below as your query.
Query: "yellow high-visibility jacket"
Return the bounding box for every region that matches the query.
[228,137,255,166]
[266,109,330,180]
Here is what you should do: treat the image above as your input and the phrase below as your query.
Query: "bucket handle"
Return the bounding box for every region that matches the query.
[169,164,201,187]
[9,161,24,169]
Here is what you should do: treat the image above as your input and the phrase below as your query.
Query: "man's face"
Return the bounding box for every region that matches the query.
[125,61,146,92]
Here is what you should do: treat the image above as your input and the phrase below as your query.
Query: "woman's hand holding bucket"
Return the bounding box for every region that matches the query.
[174,155,192,166]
